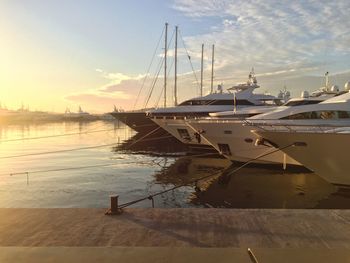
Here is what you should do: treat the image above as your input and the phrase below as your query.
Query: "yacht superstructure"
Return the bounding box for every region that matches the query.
[148,71,285,150]
[186,82,350,166]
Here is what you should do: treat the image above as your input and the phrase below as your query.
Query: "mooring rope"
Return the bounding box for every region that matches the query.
[0,128,117,143]
[123,126,161,149]
[0,159,160,178]
[110,142,296,211]
[0,125,164,160]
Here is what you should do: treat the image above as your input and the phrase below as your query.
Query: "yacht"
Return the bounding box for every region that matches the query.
[64,106,97,121]
[252,125,350,186]
[148,70,286,151]
[110,108,157,133]
[186,81,350,166]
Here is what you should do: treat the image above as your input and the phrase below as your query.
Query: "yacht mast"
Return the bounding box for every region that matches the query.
[233,92,237,113]
[164,22,168,108]
[325,71,329,91]
[174,25,178,106]
[210,44,215,94]
[200,43,204,97]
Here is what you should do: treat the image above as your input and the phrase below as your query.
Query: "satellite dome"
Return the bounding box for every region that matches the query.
[345,81,350,91]
[301,90,309,98]
[330,85,339,93]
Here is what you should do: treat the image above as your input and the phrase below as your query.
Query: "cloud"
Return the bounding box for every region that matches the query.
[172,0,232,17]
[95,69,143,84]
[65,88,133,112]
[65,70,156,112]
[67,2,350,111]
[99,78,143,94]
[66,92,130,105]
[172,0,350,87]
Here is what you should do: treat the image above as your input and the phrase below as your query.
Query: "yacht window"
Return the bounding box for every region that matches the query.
[177,129,191,140]
[179,100,207,106]
[259,99,282,106]
[280,112,310,119]
[179,99,255,106]
[218,144,232,156]
[307,100,322,105]
[179,100,192,106]
[283,100,322,106]
[224,130,232,134]
[338,111,350,118]
[319,111,335,119]
[212,100,255,106]
[281,111,350,120]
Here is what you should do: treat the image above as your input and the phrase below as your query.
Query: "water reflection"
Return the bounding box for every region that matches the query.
[116,128,188,153]
[0,120,349,209]
[153,155,350,209]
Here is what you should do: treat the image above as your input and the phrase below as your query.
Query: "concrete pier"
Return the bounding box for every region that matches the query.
[0,208,350,262]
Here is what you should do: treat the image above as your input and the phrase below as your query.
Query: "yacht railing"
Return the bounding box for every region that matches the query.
[190,118,246,124]
[244,120,350,134]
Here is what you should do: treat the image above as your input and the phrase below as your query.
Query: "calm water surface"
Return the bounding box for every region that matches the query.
[0,120,349,208]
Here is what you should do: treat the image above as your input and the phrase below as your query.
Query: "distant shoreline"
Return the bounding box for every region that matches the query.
[0,112,117,125]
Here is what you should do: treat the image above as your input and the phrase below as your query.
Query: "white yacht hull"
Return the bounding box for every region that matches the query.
[187,120,300,166]
[151,117,212,146]
[253,130,350,185]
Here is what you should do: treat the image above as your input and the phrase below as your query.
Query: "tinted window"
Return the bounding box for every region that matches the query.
[211,100,255,105]
[218,143,232,155]
[281,111,350,120]
[284,100,322,106]
[179,99,254,106]
[177,129,191,140]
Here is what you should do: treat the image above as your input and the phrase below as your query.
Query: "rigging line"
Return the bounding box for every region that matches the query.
[221,143,296,180]
[181,152,218,159]
[179,30,201,91]
[145,26,175,108]
[134,26,166,110]
[124,126,161,149]
[142,49,165,108]
[154,87,164,108]
[1,160,159,177]
[144,58,164,108]
[82,120,122,133]
[115,143,296,209]
[117,167,227,209]
[153,31,176,108]
[0,142,121,160]
[143,30,174,109]
[5,163,118,177]
[154,55,175,107]
[144,28,176,109]
[143,55,165,109]
[0,120,112,143]
[128,135,174,143]
[153,53,174,108]
[0,128,117,143]
[124,123,157,128]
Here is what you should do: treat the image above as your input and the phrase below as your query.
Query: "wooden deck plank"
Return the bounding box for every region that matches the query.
[1,247,350,263]
[0,208,349,248]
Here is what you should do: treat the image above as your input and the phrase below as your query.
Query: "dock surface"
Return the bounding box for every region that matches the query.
[1,208,350,262]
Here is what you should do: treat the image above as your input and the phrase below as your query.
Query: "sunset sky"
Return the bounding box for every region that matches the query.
[1,0,350,113]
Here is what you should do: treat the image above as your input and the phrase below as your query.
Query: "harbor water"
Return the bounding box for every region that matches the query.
[0,120,349,209]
